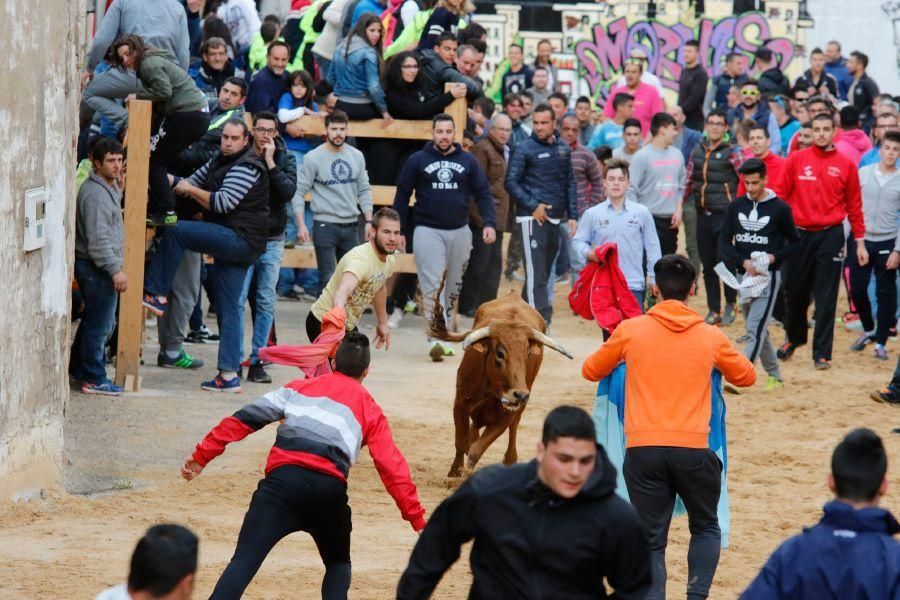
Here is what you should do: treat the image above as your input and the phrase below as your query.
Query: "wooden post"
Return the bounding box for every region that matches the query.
[445,83,468,143]
[115,100,152,390]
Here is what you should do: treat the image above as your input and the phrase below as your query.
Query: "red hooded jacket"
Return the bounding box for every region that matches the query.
[569,243,641,332]
[777,145,865,239]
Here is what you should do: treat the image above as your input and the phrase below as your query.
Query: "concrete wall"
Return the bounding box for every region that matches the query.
[0,0,81,500]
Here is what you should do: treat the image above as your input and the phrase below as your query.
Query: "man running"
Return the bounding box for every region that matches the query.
[393,113,495,361]
[182,332,427,599]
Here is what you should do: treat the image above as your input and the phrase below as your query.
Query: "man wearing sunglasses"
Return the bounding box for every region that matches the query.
[727,80,782,155]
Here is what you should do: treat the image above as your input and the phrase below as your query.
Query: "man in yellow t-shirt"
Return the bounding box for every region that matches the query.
[308,208,402,348]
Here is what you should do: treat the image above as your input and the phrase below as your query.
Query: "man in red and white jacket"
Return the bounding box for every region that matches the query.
[182,332,426,599]
[776,112,868,370]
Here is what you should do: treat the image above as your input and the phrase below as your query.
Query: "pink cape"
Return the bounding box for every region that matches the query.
[259,307,347,378]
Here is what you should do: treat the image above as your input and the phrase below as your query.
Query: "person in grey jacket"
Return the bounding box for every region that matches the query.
[81,0,190,129]
[849,131,900,359]
[71,138,127,396]
[291,110,373,296]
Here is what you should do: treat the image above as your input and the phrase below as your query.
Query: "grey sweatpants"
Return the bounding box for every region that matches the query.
[741,271,782,380]
[413,225,472,335]
[158,251,201,354]
[83,67,143,129]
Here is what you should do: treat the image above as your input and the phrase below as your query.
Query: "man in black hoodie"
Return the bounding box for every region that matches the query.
[393,113,495,361]
[754,47,790,98]
[396,405,651,599]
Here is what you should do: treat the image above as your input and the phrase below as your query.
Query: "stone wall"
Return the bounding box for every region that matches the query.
[0,0,82,500]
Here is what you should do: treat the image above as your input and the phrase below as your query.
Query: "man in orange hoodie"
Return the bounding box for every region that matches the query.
[582,254,755,600]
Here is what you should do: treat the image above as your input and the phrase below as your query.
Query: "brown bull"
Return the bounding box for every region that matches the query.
[429,291,573,477]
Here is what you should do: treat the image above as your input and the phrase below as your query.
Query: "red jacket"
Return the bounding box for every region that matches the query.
[193,372,427,531]
[738,151,786,197]
[569,243,641,332]
[777,145,865,239]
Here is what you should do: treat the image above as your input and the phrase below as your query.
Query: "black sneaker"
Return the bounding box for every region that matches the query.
[776,341,796,360]
[247,361,272,383]
[814,358,831,371]
[872,388,900,406]
[146,211,178,228]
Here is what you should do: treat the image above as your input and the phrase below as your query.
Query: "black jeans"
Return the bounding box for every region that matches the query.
[313,220,360,295]
[653,215,678,256]
[211,466,352,600]
[697,210,736,313]
[849,238,897,344]
[624,446,722,600]
[459,225,503,314]
[149,110,210,213]
[782,225,845,360]
[520,218,561,324]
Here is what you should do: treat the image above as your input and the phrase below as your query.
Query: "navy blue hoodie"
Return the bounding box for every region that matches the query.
[742,501,900,599]
[393,142,495,231]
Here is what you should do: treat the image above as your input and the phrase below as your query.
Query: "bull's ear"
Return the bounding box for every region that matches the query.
[528,342,543,356]
[470,342,487,353]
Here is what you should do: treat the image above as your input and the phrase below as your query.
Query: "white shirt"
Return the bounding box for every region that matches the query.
[95,584,131,600]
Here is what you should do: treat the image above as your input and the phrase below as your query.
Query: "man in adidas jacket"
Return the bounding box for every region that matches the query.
[719,158,799,389]
[393,113,495,360]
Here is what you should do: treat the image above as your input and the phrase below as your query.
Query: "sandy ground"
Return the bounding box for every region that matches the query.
[0,279,896,599]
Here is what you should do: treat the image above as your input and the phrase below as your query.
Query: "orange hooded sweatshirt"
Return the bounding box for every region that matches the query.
[582,299,756,449]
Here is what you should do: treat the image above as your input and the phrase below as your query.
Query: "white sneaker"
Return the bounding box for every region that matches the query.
[388,308,403,329]
[292,284,305,295]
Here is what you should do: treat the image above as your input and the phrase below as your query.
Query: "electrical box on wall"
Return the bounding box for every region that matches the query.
[23,187,47,252]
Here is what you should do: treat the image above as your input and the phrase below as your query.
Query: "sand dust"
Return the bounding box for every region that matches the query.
[0,281,894,599]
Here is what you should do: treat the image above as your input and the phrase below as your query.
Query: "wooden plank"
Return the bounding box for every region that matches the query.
[444,86,468,143]
[294,115,432,140]
[303,185,411,206]
[115,99,152,390]
[281,247,418,273]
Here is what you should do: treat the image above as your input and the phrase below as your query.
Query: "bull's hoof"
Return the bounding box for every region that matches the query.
[502,454,517,466]
[447,466,463,478]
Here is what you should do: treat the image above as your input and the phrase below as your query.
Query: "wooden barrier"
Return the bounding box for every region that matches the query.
[116,87,467,387]
[115,100,152,391]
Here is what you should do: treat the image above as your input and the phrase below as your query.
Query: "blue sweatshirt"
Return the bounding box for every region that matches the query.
[742,501,900,599]
[393,142,495,231]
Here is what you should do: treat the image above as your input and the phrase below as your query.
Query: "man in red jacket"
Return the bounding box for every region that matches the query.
[776,113,868,370]
[181,332,427,599]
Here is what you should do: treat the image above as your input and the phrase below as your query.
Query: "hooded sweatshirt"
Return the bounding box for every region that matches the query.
[397,452,652,599]
[742,501,900,599]
[583,300,756,449]
[393,142,495,231]
[719,188,800,273]
[835,128,873,165]
[777,145,865,239]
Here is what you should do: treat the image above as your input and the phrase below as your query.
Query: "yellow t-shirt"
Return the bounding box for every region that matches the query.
[311,243,396,329]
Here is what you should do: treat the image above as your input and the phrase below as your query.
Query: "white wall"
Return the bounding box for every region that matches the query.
[806,0,900,93]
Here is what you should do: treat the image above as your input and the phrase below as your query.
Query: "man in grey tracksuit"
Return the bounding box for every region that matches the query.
[292,111,373,296]
[394,114,495,361]
[505,104,578,325]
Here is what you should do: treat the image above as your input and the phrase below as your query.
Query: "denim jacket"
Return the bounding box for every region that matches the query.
[328,35,387,114]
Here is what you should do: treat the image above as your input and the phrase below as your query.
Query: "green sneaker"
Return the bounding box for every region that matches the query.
[147,211,178,228]
[157,349,204,369]
[442,342,455,357]
[764,376,784,391]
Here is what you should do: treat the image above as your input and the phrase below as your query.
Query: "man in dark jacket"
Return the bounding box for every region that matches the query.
[792,47,839,100]
[419,33,481,102]
[742,428,900,599]
[705,51,747,113]
[728,80,782,154]
[824,40,853,100]
[754,47,790,98]
[397,406,651,599]
[393,113,495,361]
[459,114,511,316]
[505,103,577,325]
[142,119,270,393]
[678,40,709,131]
[685,108,744,326]
[240,112,297,384]
[175,77,247,176]
[847,51,881,132]
[245,41,290,115]
[189,37,246,105]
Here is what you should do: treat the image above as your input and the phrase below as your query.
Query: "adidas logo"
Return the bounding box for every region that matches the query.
[738,206,770,232]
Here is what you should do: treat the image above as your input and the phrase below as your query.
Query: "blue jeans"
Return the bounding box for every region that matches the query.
[278,204,318,295]
[313,221,360,293]
[240,240,284,362]
[145,221,258,372]
[70,259,118,384]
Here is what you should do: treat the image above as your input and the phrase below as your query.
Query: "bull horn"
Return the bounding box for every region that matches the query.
[529,329,574,359]
[461,326,492,350]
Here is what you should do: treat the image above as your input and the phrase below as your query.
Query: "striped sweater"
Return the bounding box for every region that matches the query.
[192,372,427,531]
[186,158,262,215]
[571,143,605,217]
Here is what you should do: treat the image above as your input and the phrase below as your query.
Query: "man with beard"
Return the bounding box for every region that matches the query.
[728,80,782,154]
[291,110,373,306]
[393,113,496,361]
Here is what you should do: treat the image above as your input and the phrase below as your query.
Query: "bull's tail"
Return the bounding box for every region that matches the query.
[427,273,469,343]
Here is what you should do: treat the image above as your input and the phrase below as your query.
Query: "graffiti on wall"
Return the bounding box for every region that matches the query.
[574,12,798,102]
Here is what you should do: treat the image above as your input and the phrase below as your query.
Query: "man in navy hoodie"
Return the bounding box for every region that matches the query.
[742,428,900,599]
[393,113,495,361]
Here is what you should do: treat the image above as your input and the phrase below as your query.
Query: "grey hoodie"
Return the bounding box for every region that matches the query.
[75,172,124,277]
[859,164,900,248]
[87,0,189,71]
